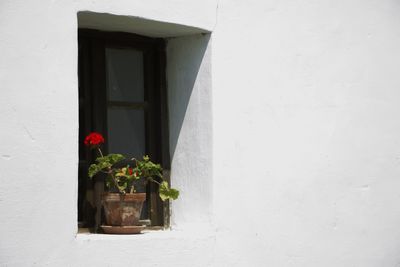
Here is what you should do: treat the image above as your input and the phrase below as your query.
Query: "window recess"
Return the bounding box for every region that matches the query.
[78,29,170,232]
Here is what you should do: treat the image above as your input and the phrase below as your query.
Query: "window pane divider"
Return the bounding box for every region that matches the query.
[107,101,148,109]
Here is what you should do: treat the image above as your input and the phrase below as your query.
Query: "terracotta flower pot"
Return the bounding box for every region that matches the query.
[102,193,146,226]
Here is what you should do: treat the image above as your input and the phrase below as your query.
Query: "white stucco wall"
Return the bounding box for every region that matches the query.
[1,0,400,266]
[213,0,400,266]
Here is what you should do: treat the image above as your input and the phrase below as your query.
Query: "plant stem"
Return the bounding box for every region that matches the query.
[110,171,124,194]
[97,147,104,158]
[148,177,161,185]
[97,147,123,194]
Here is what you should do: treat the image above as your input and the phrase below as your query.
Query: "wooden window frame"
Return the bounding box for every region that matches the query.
[78,29,170,231]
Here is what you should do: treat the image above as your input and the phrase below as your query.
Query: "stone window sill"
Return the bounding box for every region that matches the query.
[75,226,215,242]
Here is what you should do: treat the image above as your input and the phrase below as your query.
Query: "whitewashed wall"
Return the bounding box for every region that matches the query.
[213,0,400,266]
[1,0,400,266]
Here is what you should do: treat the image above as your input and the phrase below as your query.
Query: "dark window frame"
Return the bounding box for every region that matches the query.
[78,29,170,231]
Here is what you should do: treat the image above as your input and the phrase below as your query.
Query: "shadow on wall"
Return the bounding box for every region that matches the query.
[166,34,213,225]
[167,34,211,159]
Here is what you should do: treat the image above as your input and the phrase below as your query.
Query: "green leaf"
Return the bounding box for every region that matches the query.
[98,161,112,170]
[107,154,125,165]
[159,181,179,201]
[88,164,99,178]
[96,154,125,165]
[90,154,125,179]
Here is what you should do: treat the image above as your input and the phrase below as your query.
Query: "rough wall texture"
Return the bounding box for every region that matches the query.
[1,0,400,266]
[213,0,400,266]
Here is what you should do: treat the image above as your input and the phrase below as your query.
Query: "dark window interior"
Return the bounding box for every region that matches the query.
[78,29,170,232]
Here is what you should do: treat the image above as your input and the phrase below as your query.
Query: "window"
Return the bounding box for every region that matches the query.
[78,29,170,231]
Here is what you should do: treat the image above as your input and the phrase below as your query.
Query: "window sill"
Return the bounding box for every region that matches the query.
[72,224,216,265]
[75,225,215,242]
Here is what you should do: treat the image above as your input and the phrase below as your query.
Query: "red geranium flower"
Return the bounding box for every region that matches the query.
[84,132,105,147]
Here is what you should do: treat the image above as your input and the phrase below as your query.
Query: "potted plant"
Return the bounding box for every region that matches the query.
[84,132,179,234]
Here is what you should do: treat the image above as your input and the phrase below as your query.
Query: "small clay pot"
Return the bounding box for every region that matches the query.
[102,193,146,226]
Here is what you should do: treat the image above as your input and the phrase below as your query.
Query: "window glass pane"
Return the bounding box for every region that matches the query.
[106,48,144,102]
[107,108,145,159]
